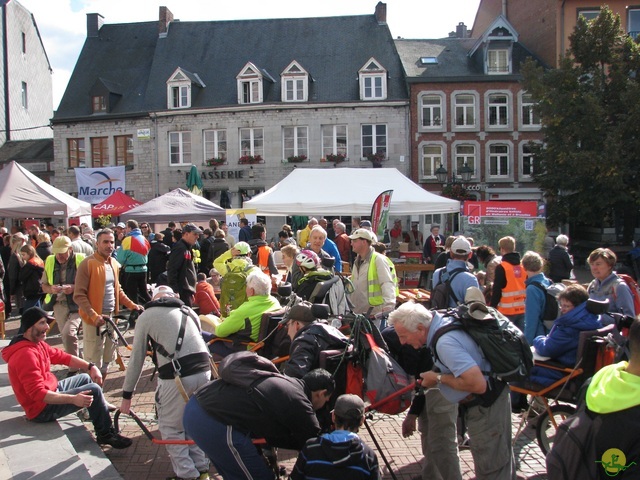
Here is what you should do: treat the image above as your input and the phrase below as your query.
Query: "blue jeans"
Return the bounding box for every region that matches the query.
[183,397,273,480]
[34,374,112,436]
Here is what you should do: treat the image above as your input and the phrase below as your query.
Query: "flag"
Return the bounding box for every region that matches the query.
[370,190,393,239]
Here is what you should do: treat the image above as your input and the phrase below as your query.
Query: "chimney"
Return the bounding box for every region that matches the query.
[159,6,174,35]
[456,22,468,38]
[375,2,387,25]
[86,13,104,38]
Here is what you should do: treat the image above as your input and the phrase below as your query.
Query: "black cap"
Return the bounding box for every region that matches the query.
[183,223,203,234]
[21,307,54,331]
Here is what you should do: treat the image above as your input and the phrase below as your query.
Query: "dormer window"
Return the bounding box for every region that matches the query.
[166,67,205,110]
[92,95,106,113]
[237,62,266,104]
[487,49,510,74]
[281,61,309,102]
[359,57,387,101]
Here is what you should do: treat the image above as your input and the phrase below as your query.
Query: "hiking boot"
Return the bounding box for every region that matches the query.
[97,429,133,449]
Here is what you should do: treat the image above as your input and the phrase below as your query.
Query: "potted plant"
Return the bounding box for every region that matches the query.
[366,151,386,167]
[287,154,307,163]
[206,157,226,166]
[238,155,263,165]
[325,153,347,164]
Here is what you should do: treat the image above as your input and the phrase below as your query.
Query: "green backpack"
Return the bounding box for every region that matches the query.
[219,262,256,316]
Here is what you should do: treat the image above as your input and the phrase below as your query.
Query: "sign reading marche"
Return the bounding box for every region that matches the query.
[75,166,126,203]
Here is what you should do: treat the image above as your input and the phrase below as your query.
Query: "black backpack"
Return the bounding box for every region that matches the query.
[431,305,533,383]
[218,350,286,389]
[531,281,566,326]
[429,267,467,309]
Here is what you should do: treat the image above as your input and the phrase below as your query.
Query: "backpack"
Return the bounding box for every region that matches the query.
[431,305,534,383]
[218,350,285,389]
[219,262,256,315]
[615,274,640,316]
[429,267,467,309]
[546,396,602,479]
[531,281,566,330]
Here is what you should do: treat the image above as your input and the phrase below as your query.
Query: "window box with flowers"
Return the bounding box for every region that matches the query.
[365,151,386,167]
[206,157,226,166]
[238,155,263,165]
[323,153,347,164]
[287,154,308,163]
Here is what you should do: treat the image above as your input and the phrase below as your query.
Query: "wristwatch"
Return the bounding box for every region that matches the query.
[87,362,96,371]
[436,374,442,385]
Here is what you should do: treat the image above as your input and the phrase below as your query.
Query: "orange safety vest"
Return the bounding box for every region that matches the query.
[255,245,272,275]
[497,261,526,315]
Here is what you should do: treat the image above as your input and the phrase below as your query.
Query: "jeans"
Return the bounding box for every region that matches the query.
[34,373,112,436]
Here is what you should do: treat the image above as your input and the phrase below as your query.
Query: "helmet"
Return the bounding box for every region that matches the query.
[296,249,320,270]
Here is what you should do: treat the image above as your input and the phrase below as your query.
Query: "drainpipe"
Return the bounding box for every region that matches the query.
[502,0,507,17]
[560,0,566,61]
[152,113,159,197]
[3,4,10,142]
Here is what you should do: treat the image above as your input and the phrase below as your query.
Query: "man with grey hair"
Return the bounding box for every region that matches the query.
[120,285,211,480]
[548,234,573,283]
[390,290,516,480]
[388,302,462,480]
[208,269,281,359]
[334,222,351,264]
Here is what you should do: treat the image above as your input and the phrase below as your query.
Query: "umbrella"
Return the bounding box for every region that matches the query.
[91,191,142,217]
[186,165,203,196]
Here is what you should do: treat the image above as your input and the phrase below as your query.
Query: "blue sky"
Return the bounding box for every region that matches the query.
[17,0,481,108]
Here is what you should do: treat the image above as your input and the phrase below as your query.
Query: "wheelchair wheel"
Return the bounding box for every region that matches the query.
[535,404,576,455]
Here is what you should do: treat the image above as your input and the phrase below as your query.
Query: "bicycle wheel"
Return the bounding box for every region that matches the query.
[535,404,576,455]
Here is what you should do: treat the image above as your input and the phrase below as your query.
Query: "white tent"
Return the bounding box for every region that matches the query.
[244,168,460,215]
[0,161,91,218]
[125,188,225,222]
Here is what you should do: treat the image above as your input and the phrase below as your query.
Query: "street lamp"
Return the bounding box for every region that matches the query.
[435,162,473,184]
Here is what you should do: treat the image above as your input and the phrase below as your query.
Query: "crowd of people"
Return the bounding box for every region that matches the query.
[1,216,639,480]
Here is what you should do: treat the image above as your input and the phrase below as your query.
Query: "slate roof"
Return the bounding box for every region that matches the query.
[0,139,53,164]
[53,13,407,122]
[395,36,540,82]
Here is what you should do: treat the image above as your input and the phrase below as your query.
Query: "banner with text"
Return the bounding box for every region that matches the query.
[75,166,126,204]
[370,190,393,239]
[463,201,538,224]
[225,208,257,242]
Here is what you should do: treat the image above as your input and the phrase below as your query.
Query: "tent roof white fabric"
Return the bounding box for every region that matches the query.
[125,188,225,222]
[244,168,460,216]
[0,161,91,218]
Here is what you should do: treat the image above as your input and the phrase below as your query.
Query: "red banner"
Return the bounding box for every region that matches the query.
[463,201,538,221]
[370,190,393,238]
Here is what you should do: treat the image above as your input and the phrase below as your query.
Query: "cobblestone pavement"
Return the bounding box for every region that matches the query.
[3,315,549,480]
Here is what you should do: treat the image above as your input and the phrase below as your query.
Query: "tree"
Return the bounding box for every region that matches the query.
[522,7,640,242]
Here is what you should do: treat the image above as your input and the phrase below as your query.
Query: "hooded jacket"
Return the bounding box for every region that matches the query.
[290,430,380,480]
[115,228,150,273]
[19,257,44,298]
[1,337,71,419]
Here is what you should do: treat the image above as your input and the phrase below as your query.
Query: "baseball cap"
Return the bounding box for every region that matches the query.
[116,222,126,229]
[288,303,316,324]
[394,218,401,223]
[333,394,365,420]
[451,237,471,255]
[234,241,251,255]
[183,223,203,235]
[21,307,54,331]
[151,285,176,300]
[51,236,72,254]
[349,228,374,242]
[359,220,372,228]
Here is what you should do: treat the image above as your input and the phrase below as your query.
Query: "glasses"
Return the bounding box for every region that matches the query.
[141,225,149,229]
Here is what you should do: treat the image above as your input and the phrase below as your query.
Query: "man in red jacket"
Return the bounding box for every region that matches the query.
[1,307,132,449]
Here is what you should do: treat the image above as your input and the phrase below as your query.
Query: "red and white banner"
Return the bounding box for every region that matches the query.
[463,201,539,223]
[370,190,393,239]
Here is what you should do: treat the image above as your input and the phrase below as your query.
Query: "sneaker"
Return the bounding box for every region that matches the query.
[106,402,118,412]
[97,430,133,449]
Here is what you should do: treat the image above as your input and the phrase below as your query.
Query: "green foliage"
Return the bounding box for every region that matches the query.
[522,6,640,241]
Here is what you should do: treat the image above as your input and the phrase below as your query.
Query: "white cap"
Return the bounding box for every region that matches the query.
[451,237,471,255]
[348,228,374,242]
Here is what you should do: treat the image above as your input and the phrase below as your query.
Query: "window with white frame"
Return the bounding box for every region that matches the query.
[421,94,443,128]
[237,63,264,104]
[281,61,308,102]
[204,130,227,163]
[240,128,264,158]
[454,94,475,127]
[488,93,509,127]
[166,69,193,110]
[171,85,189,108]
[169,131,191,165]
[521,93,540,127]
[489,144,510,177]
[487,49,509,74]
[521,143,537,178]
[359,58,387,100]
[455,144,476,178]
[283,126,309,160]
[322,125,347,157]
[361,124,387,158]
[420,144,443,179]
